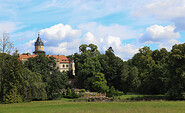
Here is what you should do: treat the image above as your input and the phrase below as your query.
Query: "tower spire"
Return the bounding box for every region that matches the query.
[33,32,45,55]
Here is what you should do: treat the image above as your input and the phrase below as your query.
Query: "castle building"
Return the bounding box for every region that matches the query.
[19,34,75,75]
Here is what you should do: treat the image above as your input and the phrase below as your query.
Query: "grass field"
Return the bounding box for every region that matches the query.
[113,94,166,101]
[0,99,185,113]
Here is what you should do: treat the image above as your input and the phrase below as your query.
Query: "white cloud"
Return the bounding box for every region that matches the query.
[83,32,99,45]
[40,23,81,41]
[133,0,185,19]
[158,39,180,51]
[132,0,185,31]
[17,39,35,54]
[102,35,138,59]
[139,25,180,43]
[39,23,82,55]
[37,23,139,59]
[40,23,81,47]
[78,22,138,40]
[140,24,181,51]
[0,22,22,33]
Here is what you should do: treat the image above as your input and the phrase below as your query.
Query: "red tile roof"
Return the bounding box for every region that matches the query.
[50,55,70,63]
[19,55,37,60]
[19,54,70,63]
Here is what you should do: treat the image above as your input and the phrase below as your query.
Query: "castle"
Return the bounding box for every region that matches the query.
[19,34,75,75]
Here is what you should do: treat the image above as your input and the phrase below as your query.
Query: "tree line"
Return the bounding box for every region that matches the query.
[73,44,185,99]
[0,33,185,103]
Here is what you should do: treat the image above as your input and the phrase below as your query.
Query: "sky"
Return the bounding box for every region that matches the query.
[0,0,185,60]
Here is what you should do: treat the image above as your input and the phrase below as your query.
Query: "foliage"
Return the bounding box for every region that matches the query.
[90,73,109,93]
[165,43,185,99]
[79,89,86,93]
[63,88,79,98]
[24,54,68,100]
[0,54,24,103]
[21,68,47,101]
[74,44,102,88]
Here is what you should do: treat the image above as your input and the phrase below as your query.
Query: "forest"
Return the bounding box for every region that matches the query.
[0,36,185,103]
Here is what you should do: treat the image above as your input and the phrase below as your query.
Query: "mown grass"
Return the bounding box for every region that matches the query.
[0,99,185,113]
[113,94,166,101]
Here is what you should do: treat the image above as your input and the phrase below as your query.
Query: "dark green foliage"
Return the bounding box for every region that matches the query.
[63,88,79,98]
[66,87,71,95]
[130,46,167,94]
[0,54,24,103]
[106,86,123,97]
[21,68,47,101]
[90,73,109,93]
[24,54,56,83]
[24,54,68,100]
[74,44,102,88]
[47,71,68,99]
[165,44,185,99]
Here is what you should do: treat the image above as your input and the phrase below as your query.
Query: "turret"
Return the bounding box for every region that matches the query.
[33,33,45,55]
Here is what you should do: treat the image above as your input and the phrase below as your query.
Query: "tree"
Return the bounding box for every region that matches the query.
[166,43,185,99]
[0,54,23,103]
[0,33,14,102]
[75,44,102,88]
[120,62,129,94]
[21,68,47,101]
[24,54,69,99]
[103,47,124,89]
[0,33,14,54]
[90,73,109,93]
[47,71,68,99]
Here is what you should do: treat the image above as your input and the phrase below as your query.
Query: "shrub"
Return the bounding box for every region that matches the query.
[79,89,86,93]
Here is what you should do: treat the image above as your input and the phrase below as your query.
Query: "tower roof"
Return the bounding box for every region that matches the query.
[34,33,44,46]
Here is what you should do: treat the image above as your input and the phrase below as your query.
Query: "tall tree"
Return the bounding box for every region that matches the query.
[75,44,102,89]
[0,33,14,102]
[0,54,24,103]
[166,44,185,99]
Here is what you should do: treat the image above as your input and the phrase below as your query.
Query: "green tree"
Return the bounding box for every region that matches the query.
[104,47,124,89]
[90,73,109,93]
[0,54,23,103]
[24,54,68,99]
[166,43,185,99]
[75,44,102,89]
[21,68,47,101]
[0,33,14,102]
[47,71,68,99]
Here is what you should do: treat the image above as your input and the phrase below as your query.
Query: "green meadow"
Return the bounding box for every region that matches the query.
[0,99,185,113]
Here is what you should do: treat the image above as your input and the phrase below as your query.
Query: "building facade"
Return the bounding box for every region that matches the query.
[19,34,75,75]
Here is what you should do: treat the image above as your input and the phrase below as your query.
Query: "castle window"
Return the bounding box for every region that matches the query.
[65,59,67,61]
[62,59,64,61]
[63,65,65,67]
[66,65,69,67]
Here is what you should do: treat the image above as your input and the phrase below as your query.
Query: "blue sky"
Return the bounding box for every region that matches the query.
[0,0,185,60]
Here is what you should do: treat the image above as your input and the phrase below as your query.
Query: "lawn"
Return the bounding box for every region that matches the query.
[0,99,185,113]
[113,94,166,101]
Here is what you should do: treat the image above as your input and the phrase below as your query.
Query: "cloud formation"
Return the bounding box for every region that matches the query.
[40,23,81,47]
[140,24,180,50]
[139,25,180,43]
[78,22,138,40]
[37,23,139,60]
[133,0,185,31]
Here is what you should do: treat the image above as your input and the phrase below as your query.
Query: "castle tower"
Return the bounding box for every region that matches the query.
[33,33,45,55]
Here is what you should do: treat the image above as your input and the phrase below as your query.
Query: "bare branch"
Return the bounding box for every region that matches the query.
[0,32,14,54]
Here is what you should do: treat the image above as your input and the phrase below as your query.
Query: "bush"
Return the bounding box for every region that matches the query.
[63,88,79,98]
[79,89,86,93]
